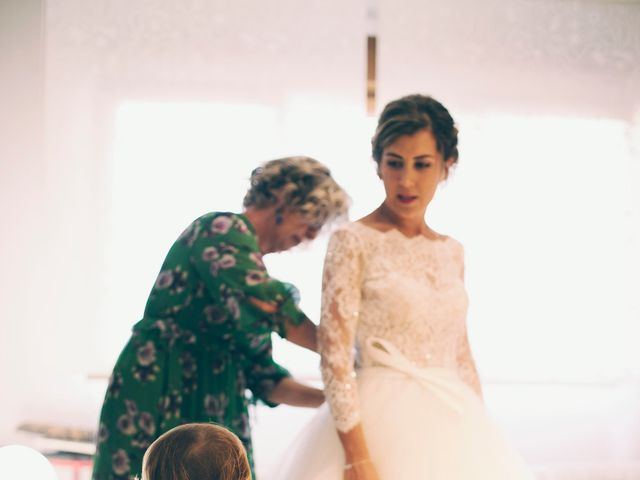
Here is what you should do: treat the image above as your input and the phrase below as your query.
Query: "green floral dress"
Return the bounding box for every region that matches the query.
[92,212,307,480]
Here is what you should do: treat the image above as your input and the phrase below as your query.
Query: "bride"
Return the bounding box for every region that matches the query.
[273,94,534,480]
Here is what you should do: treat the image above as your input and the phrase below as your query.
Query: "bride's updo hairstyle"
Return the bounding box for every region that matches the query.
[372,94,459,176]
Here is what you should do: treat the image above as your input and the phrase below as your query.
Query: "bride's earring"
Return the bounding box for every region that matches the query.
[440,157,453,181]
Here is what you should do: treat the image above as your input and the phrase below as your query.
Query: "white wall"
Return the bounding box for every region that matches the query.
[375,0,640,383]
[1,0,639,473]
[1,0,368,439]
[0,0,46,441]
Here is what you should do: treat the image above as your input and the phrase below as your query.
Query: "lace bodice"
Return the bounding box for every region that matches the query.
[318,222,481,432]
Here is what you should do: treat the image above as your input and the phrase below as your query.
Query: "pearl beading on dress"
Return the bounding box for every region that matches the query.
[318,223,480,432]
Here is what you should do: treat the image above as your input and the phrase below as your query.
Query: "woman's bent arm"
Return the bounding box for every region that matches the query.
[266,377,324,407]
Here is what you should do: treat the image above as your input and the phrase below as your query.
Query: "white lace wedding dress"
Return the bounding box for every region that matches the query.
[272,222,534,479]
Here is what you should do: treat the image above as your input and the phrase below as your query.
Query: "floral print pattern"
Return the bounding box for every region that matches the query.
[111,449,131,477]
[92,212,307,480]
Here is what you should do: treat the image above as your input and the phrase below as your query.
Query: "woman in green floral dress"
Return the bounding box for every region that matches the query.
[92,156,349,480]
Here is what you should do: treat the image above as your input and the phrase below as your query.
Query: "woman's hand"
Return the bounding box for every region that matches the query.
[343,459,380,480]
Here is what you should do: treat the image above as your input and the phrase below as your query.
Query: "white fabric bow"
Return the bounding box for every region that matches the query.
[364,336,464,414]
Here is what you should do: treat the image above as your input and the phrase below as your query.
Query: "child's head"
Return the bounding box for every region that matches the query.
[141,423,251,480]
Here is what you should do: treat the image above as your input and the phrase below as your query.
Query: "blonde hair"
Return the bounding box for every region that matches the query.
[141,423,251,480]
[243,156,349,227]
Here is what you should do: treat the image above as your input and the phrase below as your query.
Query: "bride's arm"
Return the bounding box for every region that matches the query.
[455,244,483,398]
[457,329,483,399]
[338,426,379,480]
[319,228,380,479]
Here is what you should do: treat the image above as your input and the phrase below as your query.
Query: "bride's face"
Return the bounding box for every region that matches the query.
[378,128,450,222]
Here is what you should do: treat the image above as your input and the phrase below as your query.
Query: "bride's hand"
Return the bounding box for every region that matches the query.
[343,459,380,480]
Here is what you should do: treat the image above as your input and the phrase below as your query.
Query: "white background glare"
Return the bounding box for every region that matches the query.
[0,445,58,480]
[106,102,639,474]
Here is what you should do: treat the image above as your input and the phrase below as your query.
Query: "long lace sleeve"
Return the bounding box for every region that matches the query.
[318,227,363,432]
[454,242,482,397]
[456,329,482,397]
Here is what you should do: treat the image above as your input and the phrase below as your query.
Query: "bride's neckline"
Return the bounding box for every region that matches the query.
[353,221,451,243]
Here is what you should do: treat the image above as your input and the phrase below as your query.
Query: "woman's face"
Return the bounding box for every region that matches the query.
[267,210,321,253]
[378,128,450,223]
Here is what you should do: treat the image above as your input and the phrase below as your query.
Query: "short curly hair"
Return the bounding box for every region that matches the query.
[243,156,349,226]
[372,94,459,167]
[142,423,250,480]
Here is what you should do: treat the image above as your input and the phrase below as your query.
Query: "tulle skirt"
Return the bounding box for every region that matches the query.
[271,356,534,479]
